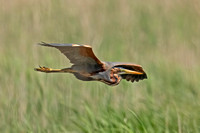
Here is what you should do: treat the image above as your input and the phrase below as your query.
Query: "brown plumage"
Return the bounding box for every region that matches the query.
[35,42,147,86]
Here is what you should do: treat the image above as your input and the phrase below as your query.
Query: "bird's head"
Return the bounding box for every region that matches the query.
[111,66,147,83]
[109,67,143,84]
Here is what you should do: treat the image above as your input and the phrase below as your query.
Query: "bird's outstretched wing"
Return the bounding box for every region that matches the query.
[39,42,103,66]
[112,62,147,83]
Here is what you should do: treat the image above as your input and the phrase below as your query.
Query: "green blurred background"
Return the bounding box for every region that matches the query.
[0,0,200,132]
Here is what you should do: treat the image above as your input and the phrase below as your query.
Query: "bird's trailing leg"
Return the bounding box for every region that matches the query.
[34,66,75,73]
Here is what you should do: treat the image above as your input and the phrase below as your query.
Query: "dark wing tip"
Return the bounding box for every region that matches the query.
[144,73,148,79]
[141,72,147,79]
[38,42,52,47]
[121,72,147,83]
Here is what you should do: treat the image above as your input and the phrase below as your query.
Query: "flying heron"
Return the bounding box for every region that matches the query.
[35,42,147,86]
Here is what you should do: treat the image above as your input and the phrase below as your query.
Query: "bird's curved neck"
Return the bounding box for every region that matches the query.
[101,67,122,86]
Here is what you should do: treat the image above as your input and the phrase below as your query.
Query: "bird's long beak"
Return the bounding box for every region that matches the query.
[120,68,143,75]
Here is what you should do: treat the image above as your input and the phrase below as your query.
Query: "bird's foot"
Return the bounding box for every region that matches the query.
[34,66,52,73]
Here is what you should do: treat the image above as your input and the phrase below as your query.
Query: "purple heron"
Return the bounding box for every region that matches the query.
[35,42,147,86]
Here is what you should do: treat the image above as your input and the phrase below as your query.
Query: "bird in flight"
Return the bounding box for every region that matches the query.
[35,42,147,86]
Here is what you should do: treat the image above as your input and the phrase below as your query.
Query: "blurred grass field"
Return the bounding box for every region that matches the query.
[1,0,200,132]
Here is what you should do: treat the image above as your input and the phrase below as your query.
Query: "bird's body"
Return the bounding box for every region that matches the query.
[35,42,147,86]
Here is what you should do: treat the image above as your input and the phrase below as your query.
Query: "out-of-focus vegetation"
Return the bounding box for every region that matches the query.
[0,0,200,132]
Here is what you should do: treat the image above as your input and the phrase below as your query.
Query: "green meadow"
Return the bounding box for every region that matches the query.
[0,0,200,132]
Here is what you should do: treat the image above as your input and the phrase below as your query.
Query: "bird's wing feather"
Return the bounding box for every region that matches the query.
[39,42,103,66]
[111,62,147,83]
